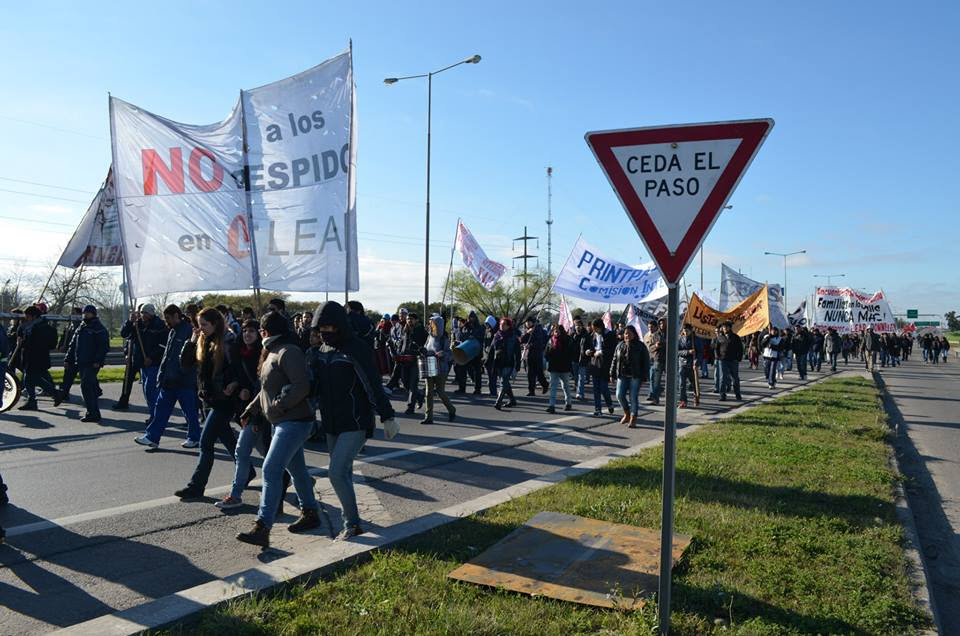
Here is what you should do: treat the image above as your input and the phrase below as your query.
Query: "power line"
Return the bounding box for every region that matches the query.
[0,114,107,141]
[0,214,75,227]
[0,176,96,194]
[0,187,88,204]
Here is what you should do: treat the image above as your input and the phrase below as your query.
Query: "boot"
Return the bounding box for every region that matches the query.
[236,519,270,547]
[287,507,321,533]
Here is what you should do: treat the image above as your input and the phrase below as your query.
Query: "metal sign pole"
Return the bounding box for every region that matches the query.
[658,283,679,635]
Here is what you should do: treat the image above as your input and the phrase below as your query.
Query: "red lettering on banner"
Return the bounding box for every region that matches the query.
[227,214,251,259]
[142,148,184,195]
[188,148,224,192]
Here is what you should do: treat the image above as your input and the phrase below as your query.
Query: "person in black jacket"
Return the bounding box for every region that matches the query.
[570,318,589,400]
[611,325,650,427]
[59,305,109,422]
[455,311,485,394]
[490,317,521,410]
[544,324,575,414]
[346,301,375,349]
[309,301,395,540]
[715,321,743,401]
[791,326,811,380]
[173,308,247,499]
[117,304,167,416]
[678,323,697,408]
[586,319,616,416]
[520,316,549,396]
[482,315,499,396]
[15,305,59,411]
[395,313,427,414]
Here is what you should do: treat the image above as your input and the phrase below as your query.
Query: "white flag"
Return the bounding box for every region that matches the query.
[110,97,252,298]
[454,220,506,290]
[241,49,358,292]
[602,311,613,332]
[558,295,574,331]
[625,303,647,338]
[58,167,123,268]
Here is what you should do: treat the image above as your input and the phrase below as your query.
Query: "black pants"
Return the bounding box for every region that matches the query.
[527,355,548,393]
[60,362,78,396]
[117,358,137,404]
[455,358,484,391]
[79,366,101,419]
[188,405,237,492]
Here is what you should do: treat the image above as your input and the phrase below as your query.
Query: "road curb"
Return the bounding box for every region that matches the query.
[873,371,941,635]
[50,370,860,635]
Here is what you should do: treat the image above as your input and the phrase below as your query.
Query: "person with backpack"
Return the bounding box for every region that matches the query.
[60,305,109,422]
[15,305,59,411]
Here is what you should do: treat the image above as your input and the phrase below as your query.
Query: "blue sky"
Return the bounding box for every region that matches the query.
[1,1,957,316]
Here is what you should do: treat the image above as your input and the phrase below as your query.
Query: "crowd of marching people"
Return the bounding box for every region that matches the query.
[0,297,952,546]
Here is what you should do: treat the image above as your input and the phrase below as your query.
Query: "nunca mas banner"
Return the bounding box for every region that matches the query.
[813,287,896,333]
[554,236,663,303]
[109,48,357,298]
[58,167,123,268]
[684,284,770,338]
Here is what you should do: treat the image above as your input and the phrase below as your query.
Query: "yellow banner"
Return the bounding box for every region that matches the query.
[684,284,770,338]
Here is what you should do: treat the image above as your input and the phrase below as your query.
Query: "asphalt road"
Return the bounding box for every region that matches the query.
[881,357,960,634]
[1,363,827,634]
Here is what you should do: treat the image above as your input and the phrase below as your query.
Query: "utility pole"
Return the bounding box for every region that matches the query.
[546,167,553,279]
[513,225,539,291]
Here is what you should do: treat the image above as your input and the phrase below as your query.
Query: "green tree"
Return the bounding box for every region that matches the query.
[444,269,554,324]
[945,310,960,331]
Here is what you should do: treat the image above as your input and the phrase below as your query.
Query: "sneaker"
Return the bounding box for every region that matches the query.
[215,495,243,510]
[420,417,434,425]
[288,508,321,533]
[236,520,270,548]
[80,414,101,423]
[507,399,517,407]
[134,435,158,449]
[174,485,204,500]
[545,406,556,414]
[593,410,601,417]
[335,524,364,541]
[564,404,572,411]
[181,439,200,449]
[607,406,615,415]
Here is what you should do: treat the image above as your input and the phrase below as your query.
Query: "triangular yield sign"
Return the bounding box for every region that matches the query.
[586,119,774,284]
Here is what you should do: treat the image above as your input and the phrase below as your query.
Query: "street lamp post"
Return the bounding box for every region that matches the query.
[813,273,846,287]
[763,249,806,312]
[700,205,732,290]
[385,54,481,317]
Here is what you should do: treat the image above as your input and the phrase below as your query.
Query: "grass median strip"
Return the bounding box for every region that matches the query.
[49,366,126,384]
[167,377,929,635]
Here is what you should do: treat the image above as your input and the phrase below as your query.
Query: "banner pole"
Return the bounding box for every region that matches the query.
[658,283,679,636]
[344,40,356,305]
[238,90,263,303]
[439,218,460,319]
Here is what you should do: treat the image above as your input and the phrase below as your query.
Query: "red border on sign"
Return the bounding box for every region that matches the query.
[586,120,773,284]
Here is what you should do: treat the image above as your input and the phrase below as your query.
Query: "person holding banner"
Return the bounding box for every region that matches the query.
[611,325,650,425]
[119,304,167,423]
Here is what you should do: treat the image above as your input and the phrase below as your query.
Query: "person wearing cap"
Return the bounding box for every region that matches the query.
[119,303,168,420]
[60,305,109,422]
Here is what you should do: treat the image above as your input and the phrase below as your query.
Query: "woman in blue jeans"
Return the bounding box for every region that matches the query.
[307,301,396,541]
[236,312,320,549]
[173,308,247,500]
[611,326,650,427]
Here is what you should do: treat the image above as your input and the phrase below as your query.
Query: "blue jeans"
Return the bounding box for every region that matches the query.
[326,430,367,529]
[713,363,721,392]
[23,367,57,403]
[576,364,589,398]
[140,366,160,417]
[679,365,695,402]
[231,424,262,499]
[648,363,662,400]
[616,377,641,415]
[764,358,778,386]
[592,374,612,412]
[187,405,237,492]
[548,372,571,407]
[79,365,101,418]
[258,420,318,528]
[719,360,740,397]
[144,385,202,443]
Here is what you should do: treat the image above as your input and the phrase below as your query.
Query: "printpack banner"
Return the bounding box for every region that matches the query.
[554,237,663,303]
[718,263,787,328]
[109,49,357,298]
[813,287,896,333]
[58,168,123,267]
[455,220,506,290]
[684,284,770,338]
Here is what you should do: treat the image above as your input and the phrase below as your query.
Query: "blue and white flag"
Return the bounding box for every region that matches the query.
[554,237,663,304]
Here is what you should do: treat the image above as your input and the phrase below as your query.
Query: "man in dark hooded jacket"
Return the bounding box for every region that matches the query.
[15,305,59,410]
[309,301,395,539]
[62,305,109,422]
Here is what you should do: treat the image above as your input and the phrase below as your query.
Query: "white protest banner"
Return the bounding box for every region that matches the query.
[110,97,252,298]
[788,300,807,327]
[58,167,123,268]
[813,287,897,333]
[554,236,662,303]
[718,263,787,328]
[241,49,357,292]
[454,220,506,290]
[625,303,647,338]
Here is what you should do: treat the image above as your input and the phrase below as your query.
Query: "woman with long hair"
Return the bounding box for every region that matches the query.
[174,308,247,500]
[421,315,455,424]
[490,317,521,410]
[611,325,650,427]
[236,311,319,548]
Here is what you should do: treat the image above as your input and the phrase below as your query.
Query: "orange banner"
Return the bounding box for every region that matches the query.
[684,284,770,338]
